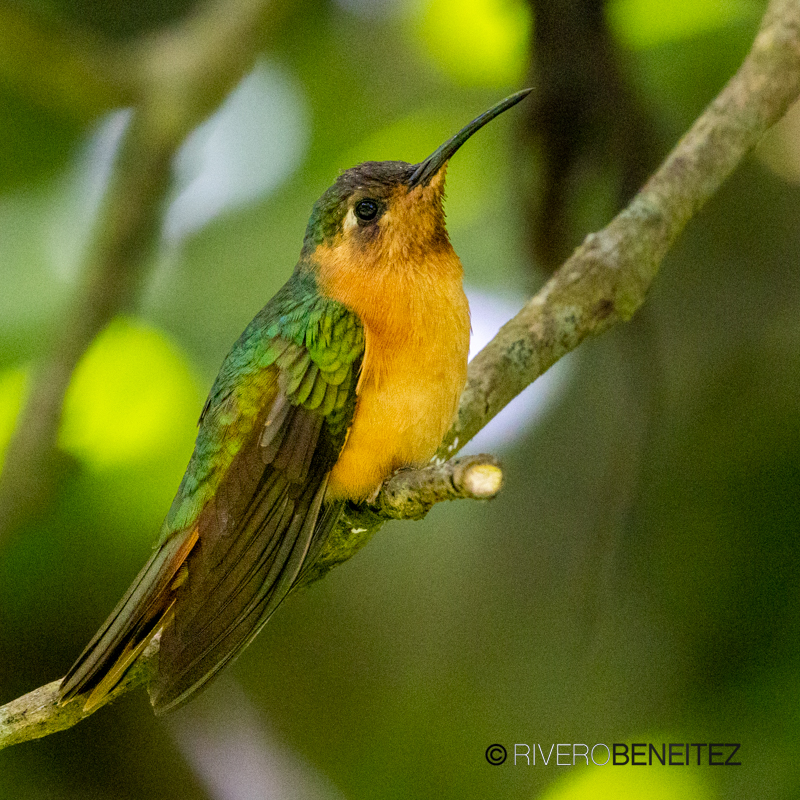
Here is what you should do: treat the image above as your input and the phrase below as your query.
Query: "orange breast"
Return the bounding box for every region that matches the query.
[326,296,469,500]
[316,236,470,501]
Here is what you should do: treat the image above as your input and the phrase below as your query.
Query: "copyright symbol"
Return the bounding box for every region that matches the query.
[485,743,507,765]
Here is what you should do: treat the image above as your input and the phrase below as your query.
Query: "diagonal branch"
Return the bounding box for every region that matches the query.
[0,641,153,750]
[310,0,800,579]
[443,0,800,455]
[2,0,799,754]
[0,455,503,745]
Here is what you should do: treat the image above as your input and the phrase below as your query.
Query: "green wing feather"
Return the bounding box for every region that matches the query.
[60,269,364,712]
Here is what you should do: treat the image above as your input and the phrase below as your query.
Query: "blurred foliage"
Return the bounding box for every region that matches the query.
[417,0,531,85]
[0,4,122,189]
[59,318,201,469]
[2,0,800,799]
[541,756,716,800]
[15,0,201,40]
[0,368,27,473]
[606,0,761,49]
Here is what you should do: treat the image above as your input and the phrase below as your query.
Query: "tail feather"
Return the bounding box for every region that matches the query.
[59,528,199,709]
[81,600,175,713]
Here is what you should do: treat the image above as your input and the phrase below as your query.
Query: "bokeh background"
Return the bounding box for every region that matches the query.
[2,0,800,798]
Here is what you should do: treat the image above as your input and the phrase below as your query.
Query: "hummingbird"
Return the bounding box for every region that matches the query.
[59,89,531,714]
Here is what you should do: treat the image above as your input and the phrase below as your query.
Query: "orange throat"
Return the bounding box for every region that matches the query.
[315,219,470,501]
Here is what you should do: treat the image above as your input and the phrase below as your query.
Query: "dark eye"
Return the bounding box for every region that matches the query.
[354,198,379,222]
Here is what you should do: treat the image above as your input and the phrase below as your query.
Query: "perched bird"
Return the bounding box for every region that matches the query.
[60,89,531,714]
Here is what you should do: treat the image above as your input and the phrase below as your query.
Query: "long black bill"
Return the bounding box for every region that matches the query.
[407,88,532,189]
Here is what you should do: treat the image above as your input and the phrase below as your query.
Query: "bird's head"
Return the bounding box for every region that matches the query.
[300,89,532,274]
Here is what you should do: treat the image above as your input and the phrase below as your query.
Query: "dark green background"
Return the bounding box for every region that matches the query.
[2,0,798,798]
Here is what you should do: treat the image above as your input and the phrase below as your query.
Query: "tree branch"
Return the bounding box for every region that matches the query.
[373,454,504,520]
[0,0,274,544]
[0,644,153,750]
[0,5,126,121]
[0,455,503,748]
[310,0,800,578]
[442,0,800,454]
[2,0,799,753]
